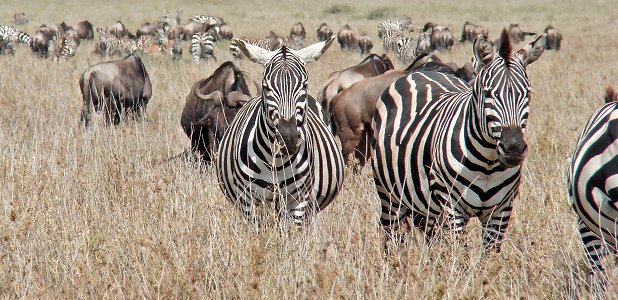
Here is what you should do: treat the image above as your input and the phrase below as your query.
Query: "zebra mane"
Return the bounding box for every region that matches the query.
[498,28,511,61]
[605,86,618,103]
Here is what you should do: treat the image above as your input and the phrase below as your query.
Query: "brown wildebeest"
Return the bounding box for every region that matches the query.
[181,61,251,162]
[544,25,562,50]
[181,22,206,41]
[12,12,28,25]
[136,22,158,37]
[316,22,333,42]
[30,24,58,58]
[75,20,94,40]
[290,22,306,40]
[107,21,128,38]
[358,33,373,55]
[331,42,490,168]
[79,55,152,126]
[461,21,488,43]
[337,24,359,51]
[507,23,535,44]
[220,24,233,40]
[425,23,455,52]
[318,53,394,120]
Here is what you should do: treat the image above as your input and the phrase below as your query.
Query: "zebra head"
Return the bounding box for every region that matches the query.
[232,37,335,154]
[472,29,546,168]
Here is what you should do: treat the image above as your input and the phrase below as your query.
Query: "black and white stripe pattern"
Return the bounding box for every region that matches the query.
[378,21,405,53]
[229,36,282,58]
[191,32,215,62]
[217,38,344,225]
[567,87,618,271]
[0,25,32,45]
[371,31,546,250]
[395,30,432,66]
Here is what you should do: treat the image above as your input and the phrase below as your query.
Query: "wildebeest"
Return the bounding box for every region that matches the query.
[316,22,333,42]
[181,61,251,162]
[136,22,158,37]
[75,20,94,40]
[461,21,488,43]
[79,55,152,126]
[318,54,393,120]
[337,24,359,51]
[30,25,56,57]
[424,23,455,52]
[289,22,306,40]
[219,24,233,40]
[107,21,128,38]
[358,33,373,55]
[331,51,482,167]
[181,21,206,41]
[507,23,535,44]
[12,12,28,25]
[544,25,562,50]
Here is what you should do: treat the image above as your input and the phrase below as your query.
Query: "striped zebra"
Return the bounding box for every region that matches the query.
[567,87,618,272]
[377,20,404,53]
[370,30,546,251]
[190,15,224,27]
[191,32,215,62]
[395,29,432,66]
[49,32,78,61]
[229,35,283,58]
[0,25,32,45]
[216,37,345,225]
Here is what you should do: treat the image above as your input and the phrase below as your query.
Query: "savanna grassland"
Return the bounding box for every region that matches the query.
[1,0,618,298]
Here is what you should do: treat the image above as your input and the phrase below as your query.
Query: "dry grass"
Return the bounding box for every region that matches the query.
[1,0,618,298]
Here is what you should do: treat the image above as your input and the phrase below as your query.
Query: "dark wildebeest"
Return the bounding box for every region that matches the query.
[136,22,158,37]
[318,54,394,121]
[181,22,206,41]
[75,20,94,40]
[107,21,128,38]
[316,22,333,42]
[424,23,455,52]
[219,24,233,40]
[461,21,488,43]
[181,61,251,162]
[79,55,152,126]
[30,25,56,58]
[544,25,562,50]
[337,24,359,51]
[507,23,535,44]
[331,43,489,168]
[358,33,373,55]
[290,22,306,40]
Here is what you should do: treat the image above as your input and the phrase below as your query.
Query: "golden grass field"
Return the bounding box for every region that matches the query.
[1,0,618,298]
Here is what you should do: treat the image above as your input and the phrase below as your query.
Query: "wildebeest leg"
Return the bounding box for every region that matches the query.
[353,130,370,168]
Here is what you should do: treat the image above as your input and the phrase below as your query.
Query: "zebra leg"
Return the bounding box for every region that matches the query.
[480,200,513,252]
[379,194,412,250]
[578,220,607,272]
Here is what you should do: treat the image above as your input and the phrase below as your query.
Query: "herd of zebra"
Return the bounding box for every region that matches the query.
[3,11,616,282]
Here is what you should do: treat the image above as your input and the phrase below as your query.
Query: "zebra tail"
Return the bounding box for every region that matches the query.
[605,86,618,103]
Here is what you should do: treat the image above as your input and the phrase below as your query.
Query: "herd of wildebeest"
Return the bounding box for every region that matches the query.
[8,10,618,285]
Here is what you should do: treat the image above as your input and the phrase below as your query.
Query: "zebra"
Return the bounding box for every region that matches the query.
[395,29,432,66]
[190,15,224,27]
[229,34,282,58]
[370,30,546,251]
[216,37,345,225]
[567,86,618,272]
[0,25,32,45]
[377,20,405,53]
[191,32,215,62]
[49,32,78,61]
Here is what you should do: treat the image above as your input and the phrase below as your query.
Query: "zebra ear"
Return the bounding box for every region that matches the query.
[516,33,546,67]
[291,36,335,64]
[231,38,274,65]
[472,34,494,71]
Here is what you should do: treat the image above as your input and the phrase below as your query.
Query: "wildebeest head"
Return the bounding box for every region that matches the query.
[181,61,251,161]
[472,30,546,167]
[75,20,94,40]
[233,37,335,155]
[290,22,306,40]
[316,22,333,42]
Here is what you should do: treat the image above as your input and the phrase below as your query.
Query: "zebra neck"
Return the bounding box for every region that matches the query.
[463,95,501,166]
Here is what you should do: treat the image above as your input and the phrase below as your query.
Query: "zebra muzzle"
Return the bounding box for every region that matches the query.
[276,117,301,155]
[497,126,528,167]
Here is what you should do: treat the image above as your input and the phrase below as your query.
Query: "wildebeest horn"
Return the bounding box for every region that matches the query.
[226,91,251,107]
[192,115,211,128]
[196,90,223,102]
